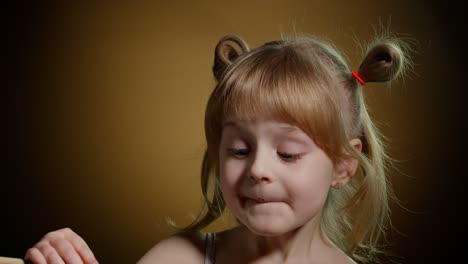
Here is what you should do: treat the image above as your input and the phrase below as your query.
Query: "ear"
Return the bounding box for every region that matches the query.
[212,35,249,81]
[331,138,362,189]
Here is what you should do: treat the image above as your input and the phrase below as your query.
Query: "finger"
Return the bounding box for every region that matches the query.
[36,243,63,264]
[50,239,83,264]
[24,247,47,264]
[62,228,99,264]
[73,237,98,264]
[47,252,66,264]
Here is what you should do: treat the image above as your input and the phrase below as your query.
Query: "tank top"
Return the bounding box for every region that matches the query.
[204,233,216,264]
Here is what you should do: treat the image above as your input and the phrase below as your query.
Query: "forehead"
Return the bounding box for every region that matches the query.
[219,119,318,149]
[223,119,297,131]
[221,119,306,137]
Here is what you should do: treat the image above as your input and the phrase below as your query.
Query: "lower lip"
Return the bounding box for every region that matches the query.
[242,198,283,206]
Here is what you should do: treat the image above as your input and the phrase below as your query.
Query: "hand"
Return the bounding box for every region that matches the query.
[24,228,98,264]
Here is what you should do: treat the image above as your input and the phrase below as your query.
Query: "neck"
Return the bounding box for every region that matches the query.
[238,217,337,262]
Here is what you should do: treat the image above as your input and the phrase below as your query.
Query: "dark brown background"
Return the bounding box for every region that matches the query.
[4,1,465,263]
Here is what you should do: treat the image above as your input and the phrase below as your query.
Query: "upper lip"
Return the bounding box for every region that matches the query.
[242,189,285,203]
[243,196,283,203]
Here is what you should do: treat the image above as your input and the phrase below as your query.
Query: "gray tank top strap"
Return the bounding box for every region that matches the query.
[204,232,216,264]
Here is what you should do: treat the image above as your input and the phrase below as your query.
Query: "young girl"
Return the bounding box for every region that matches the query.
[25,32,410,264]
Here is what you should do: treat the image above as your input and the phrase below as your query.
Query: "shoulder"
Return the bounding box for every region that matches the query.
[137,231,207,264]
[313,241,358,264]
[328,250,358,264]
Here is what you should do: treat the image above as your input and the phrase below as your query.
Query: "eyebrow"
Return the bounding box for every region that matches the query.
[222,121,236,128]
[222,121,299,133]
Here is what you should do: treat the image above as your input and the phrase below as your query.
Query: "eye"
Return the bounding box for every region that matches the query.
[277,152,302,162]
[227,148,250,158]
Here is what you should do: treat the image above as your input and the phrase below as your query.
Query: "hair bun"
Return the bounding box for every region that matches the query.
[213,35,249,81]
[358,41,406,83]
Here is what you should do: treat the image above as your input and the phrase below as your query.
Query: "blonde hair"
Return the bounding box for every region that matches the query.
[176,33,411,263]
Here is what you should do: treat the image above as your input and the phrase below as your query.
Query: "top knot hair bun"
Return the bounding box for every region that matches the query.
[357,38,410,83]
[212,35,249,81]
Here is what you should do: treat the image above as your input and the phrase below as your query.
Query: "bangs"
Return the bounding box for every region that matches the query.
[207,44,345,155]
[223,48,314,123]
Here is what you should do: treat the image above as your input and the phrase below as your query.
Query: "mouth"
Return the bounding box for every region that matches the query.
[241,196,282,206]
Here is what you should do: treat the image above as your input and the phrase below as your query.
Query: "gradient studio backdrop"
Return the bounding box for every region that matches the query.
[5,1,464,263]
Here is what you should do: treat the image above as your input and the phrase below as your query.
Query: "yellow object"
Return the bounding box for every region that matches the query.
[0,257,24,264]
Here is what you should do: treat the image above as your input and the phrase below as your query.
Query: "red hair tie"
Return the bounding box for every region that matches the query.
[352,71,366,85]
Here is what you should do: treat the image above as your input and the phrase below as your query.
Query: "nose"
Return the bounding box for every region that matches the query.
[248,149,273,183]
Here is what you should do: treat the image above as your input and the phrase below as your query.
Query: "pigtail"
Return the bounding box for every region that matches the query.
[213,35,249,81]
[168,35,248,233]
[356,36,411,83]
[339,36,413,262]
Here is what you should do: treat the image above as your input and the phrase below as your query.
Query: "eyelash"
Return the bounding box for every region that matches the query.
[227,148,302,162]
[277,152,302,162]
[228,148,250,157]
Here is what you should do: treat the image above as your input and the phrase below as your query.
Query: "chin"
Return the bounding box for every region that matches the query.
[244,220,294,237]
[251,229,285,237]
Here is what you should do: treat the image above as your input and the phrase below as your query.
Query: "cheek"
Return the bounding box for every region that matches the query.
[219,159,245,199]
[298,165,334,190]
[219,159,244,184]
[219,161,246,217]
[289,161,334,209]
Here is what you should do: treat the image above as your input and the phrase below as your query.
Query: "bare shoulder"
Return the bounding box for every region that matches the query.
[313,243,358,264]
[137,231,206,264]
[330,251,358,264]
[342,255,358,264]
[329,250,357,264]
